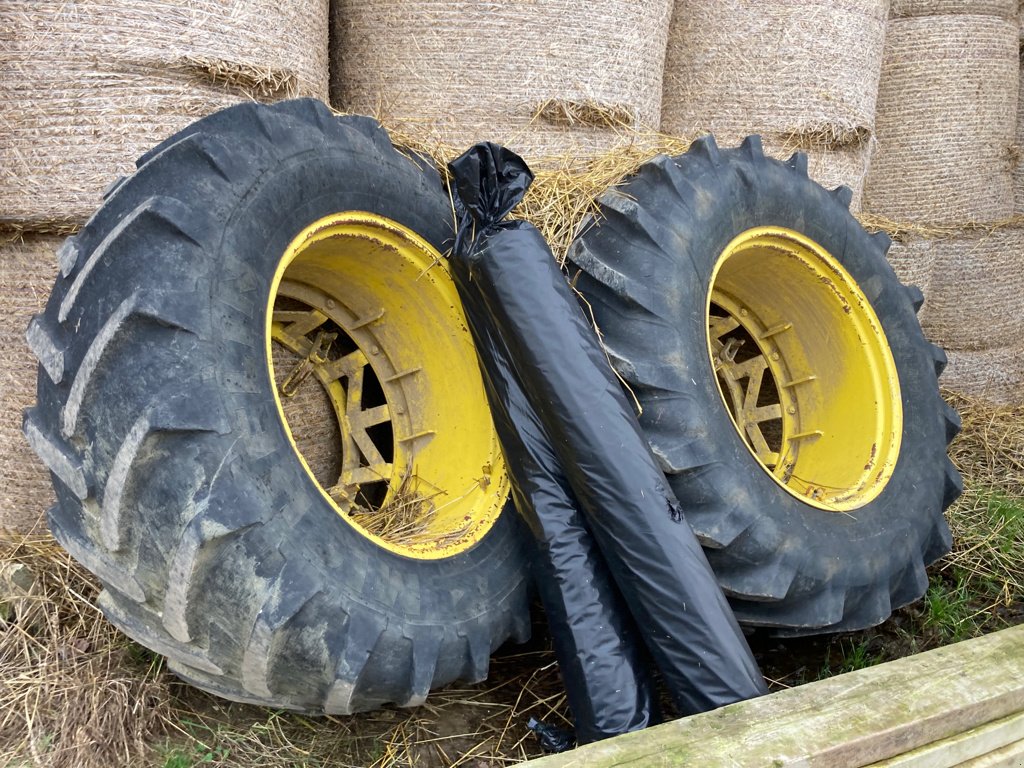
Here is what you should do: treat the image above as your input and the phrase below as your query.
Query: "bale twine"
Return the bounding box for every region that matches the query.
[0,235,60,536]
[0,1,329,231]
[863,15,1019,224]
[660,0,887,211]
[916,227,1024,351]
[330,0,674,164]
[890,0,1018,18]
[942,345,1024,405]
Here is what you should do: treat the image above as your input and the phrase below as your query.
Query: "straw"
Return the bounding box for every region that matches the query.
[943,348,1024,405]
[330,0,674,164]
[661,1,887,139]
[863,15,1019,224]
[1014,54,1024,215]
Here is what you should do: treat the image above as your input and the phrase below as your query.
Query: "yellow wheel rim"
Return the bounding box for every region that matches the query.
[706,227,902,512]
[267,212,509,559]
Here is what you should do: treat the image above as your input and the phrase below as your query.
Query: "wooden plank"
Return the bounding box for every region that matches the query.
[957,739,1024,768]
[520,625,1024,768]
[868,712,1024,768]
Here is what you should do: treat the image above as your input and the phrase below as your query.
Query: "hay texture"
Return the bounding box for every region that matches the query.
[0,1,329,231]
[330,0,674,165]
[763,135,873,211]
[863,15,1020,225]
[916,227,1024,351]
[890,0,1019,18]
[660,0,887,211]
[883,235,935,297]
[943,346,1024,405]
[0,235,60,537]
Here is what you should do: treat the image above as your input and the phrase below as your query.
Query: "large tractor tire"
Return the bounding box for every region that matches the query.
[567,135,961,634]
[23,99,531,713]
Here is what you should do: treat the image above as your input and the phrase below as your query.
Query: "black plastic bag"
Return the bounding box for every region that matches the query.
[448,148,658,743]
[448,143,769,715]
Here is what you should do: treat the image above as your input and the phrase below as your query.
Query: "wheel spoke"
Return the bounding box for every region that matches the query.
[709,314,740,340]
[273,295,399,512]
[272,309,328,352]
[320,349,369,382]
[711,339,784,468]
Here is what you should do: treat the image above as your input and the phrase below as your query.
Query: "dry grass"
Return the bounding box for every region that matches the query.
[0,537,168,768]
[941,391,1024,601]
[347,475,463,548]
[856,212,1024,243]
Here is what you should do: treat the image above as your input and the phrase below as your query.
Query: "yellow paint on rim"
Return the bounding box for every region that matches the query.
[267,212,509,559]
[705,227,902,512]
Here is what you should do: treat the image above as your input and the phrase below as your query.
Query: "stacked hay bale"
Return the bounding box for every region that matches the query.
[0,1,329,534]
[866,4,1022,404]
[660,0,889,210]
[1,0,329,230]
[330,0,675,165]
[0,236,62,535]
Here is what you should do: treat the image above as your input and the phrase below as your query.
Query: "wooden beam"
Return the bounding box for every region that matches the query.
[520,625,1024,768]
[867,711,1024,768]
[958,739,1024,768]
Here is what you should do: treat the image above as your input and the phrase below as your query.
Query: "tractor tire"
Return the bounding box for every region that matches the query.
[567,135,960,635]
[23,98,531,713]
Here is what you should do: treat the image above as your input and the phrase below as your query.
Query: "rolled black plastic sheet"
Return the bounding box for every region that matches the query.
[448,150,658,743]
[448,143,769,715]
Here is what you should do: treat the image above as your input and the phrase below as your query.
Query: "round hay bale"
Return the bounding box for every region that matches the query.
[660,0,888,144]
[0,1,329,231]
[763,135,873,211]
[0,234,60,536]
[863,15,1019,225]
[890,0,1018,19]
[884,235,935,296]
[942,345,1024,405]
[330,0,674,163]
[917,227,1024,351]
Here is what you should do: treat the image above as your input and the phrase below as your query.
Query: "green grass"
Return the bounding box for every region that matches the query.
[160,744,230,768]
[986,492,1024,555]
[923,573,979,642]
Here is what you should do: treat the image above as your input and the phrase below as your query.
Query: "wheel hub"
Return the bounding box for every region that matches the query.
[706,226,903,512]
[267,212,509,558]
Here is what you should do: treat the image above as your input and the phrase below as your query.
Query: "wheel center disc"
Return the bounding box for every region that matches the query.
[267,212,509,559]
[706,227,903,512]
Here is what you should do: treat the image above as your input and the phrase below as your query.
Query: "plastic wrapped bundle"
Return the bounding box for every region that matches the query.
[448,149,658,743]
[448,143,768,715]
